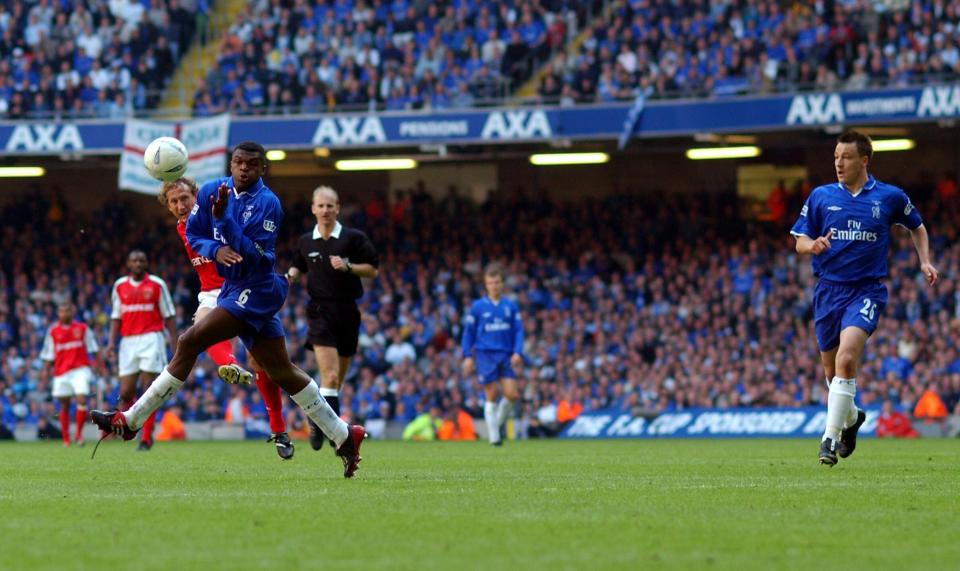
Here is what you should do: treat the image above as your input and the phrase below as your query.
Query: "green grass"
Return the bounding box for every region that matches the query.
[1,438,957,571]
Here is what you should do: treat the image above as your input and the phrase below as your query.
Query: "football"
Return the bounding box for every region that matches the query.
[143,137,189,182]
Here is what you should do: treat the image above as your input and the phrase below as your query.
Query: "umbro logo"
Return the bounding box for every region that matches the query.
[827,206,842,211]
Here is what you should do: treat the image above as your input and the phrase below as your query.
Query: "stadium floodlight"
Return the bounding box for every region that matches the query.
[871,139,915,152]
[685,146,761,160]
[334,158,418,171]
[0,166,45,177]
[529,152,610,166]
[265,150,287,161]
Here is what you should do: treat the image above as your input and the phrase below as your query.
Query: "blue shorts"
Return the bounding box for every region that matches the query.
[218,274,288,350]
[813,279,887,352]
[476,350,516,385]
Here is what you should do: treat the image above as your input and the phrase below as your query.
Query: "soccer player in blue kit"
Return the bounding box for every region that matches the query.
[91,142,367,477]
[461,264,523,446]
[791,130,938,466]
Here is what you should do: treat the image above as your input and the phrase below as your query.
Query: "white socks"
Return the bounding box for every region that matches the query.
[291,381,348,446]
[124,369,184,429]
[484,401,499,444]
[319,387,339,397]
[496,397,513,430]
[823,377,857,442]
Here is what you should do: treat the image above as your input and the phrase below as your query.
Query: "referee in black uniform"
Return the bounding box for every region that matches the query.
[287,186,380,450]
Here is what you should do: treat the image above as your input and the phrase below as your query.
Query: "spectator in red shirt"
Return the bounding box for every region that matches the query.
[876,400,918,438]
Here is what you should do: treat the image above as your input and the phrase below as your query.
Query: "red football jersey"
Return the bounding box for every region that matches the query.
[41,321,98,376]
[110,274,175,336]
[177,219,224,291]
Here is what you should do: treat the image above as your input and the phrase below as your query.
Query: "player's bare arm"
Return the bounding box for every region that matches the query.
[106,318,119,361]
[165,317,178,348]
[329,256,379,278]
[510,353,523,371]
[795,231,832,255]
[908,224,939,285]
[462,357,475,376]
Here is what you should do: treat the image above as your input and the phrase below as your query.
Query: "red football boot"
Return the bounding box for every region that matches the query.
[90,409,139,441]
[336,425,368,478]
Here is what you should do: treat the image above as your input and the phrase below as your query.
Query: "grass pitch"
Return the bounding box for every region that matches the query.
[1,438,957,571]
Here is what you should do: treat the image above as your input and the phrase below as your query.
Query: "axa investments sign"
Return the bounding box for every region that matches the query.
[785,85,960,125]
[310,109,554,146]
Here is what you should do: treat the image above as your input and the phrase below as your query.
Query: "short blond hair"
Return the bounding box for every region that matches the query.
[312,185,340,204]
[158,177,198,205]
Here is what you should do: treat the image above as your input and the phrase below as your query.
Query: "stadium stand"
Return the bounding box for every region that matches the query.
[1,183,958,437]
[0,0,197,118]
[538,0,960,103]
[192,0,595,115]
[3,0,959,118]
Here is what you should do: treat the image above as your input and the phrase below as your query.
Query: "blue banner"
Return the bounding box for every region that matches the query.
[560,406,880,439]
[2,84,958,154]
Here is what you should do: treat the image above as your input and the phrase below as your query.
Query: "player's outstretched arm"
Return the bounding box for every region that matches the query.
[908,224,939,286]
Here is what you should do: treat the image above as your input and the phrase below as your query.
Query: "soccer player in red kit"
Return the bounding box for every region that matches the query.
[161,177,293,459]
[40,301,103,447]
[106,250,177,451]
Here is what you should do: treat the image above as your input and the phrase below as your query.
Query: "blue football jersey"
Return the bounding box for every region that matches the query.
[186,176,283,286]
[790,176,922,283]
[461,297,524,355]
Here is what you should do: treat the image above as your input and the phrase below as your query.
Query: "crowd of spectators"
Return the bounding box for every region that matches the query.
[192,0,593,115]
[537,0,960,104]
[0,0,199,119]
[3,0,960,120]
[1,177,960,442]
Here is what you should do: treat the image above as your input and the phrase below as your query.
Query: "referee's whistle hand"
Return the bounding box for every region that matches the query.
[330,256,348,271]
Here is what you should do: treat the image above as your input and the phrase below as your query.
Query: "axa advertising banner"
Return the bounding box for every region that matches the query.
[560,407,880,439]
[118,114,230,194]
[0,84,958,154]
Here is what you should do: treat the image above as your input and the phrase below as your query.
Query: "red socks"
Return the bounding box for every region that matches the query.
[75,408,87,442]
[255,371,286,434]
[59,408,70,445]
[206,340,236,367]
[141,411,157,444]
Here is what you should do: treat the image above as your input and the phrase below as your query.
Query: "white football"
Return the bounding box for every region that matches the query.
[144,137,189,182]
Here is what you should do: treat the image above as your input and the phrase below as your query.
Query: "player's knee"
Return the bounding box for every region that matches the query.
[835,351,857,377]
[176,330,205,355]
